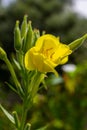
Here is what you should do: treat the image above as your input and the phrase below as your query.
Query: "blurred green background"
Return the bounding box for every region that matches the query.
[0,0,87,129]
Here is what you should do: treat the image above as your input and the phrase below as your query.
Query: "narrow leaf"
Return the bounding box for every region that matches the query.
[12,57,21,70]
[42,79,47,90]
[0,104,15,124]
[30,73,46,98]
[13,111,20,128]
[5,82,18,94]
[24,123,31,130]
[36,125,48,130]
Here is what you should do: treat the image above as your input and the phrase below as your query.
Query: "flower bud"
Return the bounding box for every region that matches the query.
[32,29,40,46]
[0,47,7,61]
[14,21,22,51]
[21,15,28,39]
[23,21,33,52]
[69,34,87,51]
[34,29,40,39]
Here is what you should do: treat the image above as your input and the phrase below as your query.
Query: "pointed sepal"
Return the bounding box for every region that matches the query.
[69,34,87,51]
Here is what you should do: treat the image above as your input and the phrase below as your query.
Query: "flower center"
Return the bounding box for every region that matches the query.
[42,47,55,60]
[39,39,56,60]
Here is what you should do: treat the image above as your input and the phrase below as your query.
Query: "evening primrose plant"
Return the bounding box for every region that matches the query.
[0,15,87,130]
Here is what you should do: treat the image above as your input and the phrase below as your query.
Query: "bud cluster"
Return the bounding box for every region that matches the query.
[14,15,41,53]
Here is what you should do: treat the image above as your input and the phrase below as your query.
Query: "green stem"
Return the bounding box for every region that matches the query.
[20,98,28,130]
[16,51,24,68]
[20,109,27,130]
[29,72,45,98]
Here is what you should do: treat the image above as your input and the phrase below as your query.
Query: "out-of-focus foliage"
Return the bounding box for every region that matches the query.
[0,0,87,61]
[25,62,87,130]
[0,0,87,130]
[0,0,73,50]
[1,61,87,130]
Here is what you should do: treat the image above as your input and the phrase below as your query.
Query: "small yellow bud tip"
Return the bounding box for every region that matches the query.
[24,15,28,20]
[16,20,19,27]
[28,21,32,25]
[34,29,39,33]
[42,30,46,35]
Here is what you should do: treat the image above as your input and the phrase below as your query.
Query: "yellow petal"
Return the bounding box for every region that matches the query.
[31,52,58,76]
[44,60,58,77]
[35,34,60,50]
[31,52,56,72]
[24,47,36,70]
[53,44,72,64]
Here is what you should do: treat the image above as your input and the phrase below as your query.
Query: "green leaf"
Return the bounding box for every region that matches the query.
[5,82,17,94]
[4,57,21,90]
[29,72,46,98]
[0,104,15,124]
[42,79,47,90]
[52,119,64,128]
[36,125,48,130]
[0,47,7,61]
[24,123,31,130]
[12,57,21,70]
[13,111,20,128]
[69,34,87,51]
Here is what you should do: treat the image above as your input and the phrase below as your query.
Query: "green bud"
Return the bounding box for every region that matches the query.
[24,21,33,52]
[42,30,46,35]
[0,47,7,61]
[21,15,28,39]
[14,21,22,51]
[34,29,40,39]
[32,29,40,46]
[69,34,87,51]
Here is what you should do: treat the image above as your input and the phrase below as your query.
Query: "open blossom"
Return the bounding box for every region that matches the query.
[24,34,72,75]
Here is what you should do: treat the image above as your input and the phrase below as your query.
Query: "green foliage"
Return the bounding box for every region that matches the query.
[27,62,87,130]
[0,0,87,129]
[1,60,87,130]
[0,0,87,62]
[0,104,15,124]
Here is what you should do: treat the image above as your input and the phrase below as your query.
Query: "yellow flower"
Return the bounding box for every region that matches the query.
[24,34,72,76]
